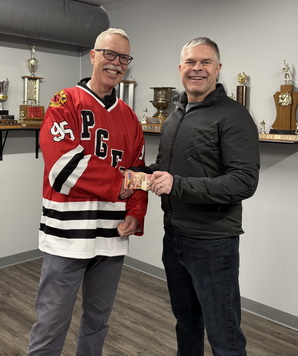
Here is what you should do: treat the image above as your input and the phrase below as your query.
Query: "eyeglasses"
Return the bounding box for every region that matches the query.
[94,49,133,65]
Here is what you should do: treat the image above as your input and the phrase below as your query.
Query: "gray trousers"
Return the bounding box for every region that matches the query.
[27,252,124,356]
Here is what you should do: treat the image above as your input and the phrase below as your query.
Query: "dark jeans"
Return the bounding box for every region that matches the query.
[162,232,246,356]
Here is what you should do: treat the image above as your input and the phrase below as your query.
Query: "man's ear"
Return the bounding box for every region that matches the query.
[90,49,95,65]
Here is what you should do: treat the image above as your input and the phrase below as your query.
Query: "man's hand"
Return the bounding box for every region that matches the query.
[150,171,173,196]
[117,215,139,238]
[119,187,134,199]
[119,171,134,200]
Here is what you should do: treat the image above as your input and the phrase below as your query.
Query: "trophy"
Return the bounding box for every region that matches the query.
[150,87,175,122]
[259,120,267,134]
[236,72,248,107]
[118,78,136,109]
[0,78,9,115]
[141,108,148,124]
[271,59,298,133]
[20,44,44,125]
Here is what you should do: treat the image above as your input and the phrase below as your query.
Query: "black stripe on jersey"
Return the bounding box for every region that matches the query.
[53,150,85,192]
[40,223,119,239]
[42,207,126,221]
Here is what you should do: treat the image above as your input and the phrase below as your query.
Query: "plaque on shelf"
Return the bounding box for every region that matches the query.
[147,117,162,124]
[141,123,162,133]
[20,104,44,120]
[0,118,18,126]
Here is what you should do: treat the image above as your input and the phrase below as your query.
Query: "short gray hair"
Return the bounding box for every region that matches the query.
[180,37,221,63]
[94,28,130,48]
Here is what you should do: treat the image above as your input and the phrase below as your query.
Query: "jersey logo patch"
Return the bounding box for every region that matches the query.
[50,90,67,107]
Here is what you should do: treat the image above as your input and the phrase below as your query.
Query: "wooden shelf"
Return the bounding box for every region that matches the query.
[259,133,298,143]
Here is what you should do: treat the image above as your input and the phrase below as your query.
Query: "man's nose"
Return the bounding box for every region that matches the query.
[192,61,203,70]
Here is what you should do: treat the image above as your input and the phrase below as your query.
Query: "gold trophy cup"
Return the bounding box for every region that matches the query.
[150,87,175,122]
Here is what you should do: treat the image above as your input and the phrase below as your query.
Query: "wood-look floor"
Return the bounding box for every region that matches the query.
[0,258,297,356]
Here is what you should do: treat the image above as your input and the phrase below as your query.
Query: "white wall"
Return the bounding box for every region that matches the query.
[0,42,81,258]
[101,0,298,320]
[1,0,298,326]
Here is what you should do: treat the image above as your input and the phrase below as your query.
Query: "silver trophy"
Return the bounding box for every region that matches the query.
[0,78,9,114]
[27,44,39,76]
[22,44,43,106]
[20,44,44,122]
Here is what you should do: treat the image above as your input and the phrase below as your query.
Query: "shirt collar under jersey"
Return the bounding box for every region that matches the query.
[79,77,117,109]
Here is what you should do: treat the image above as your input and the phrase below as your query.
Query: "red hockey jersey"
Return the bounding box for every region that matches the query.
[39,81,148,258]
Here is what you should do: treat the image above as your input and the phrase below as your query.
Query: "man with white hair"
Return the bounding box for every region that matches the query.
[28,28,147,355]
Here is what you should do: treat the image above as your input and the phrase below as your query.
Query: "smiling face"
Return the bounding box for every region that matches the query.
[89,33,130,98]
[179,44,222,102]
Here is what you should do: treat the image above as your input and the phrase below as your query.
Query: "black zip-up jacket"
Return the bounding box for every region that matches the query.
[148,83,260,238]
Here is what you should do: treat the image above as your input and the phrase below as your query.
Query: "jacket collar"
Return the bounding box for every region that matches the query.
[172,83,227,109]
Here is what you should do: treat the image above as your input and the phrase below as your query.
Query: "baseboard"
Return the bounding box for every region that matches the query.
[0,249,43,268]
[1,252,297,331]
[124,256,167,280]
[124,256,298,331]
[241,297,298,331]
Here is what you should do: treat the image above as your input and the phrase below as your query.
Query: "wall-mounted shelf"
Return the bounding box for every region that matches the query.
[144,132,298,142]
[0,126,40,161]
[259,133,298,144]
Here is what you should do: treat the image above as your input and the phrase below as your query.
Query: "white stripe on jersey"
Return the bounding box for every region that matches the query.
[39,233,129,258]
[42,198,126,212]
[40,216,123,230]
[39,198,128,258]
[49,145,91,194]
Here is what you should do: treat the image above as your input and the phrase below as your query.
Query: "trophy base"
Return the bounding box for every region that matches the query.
[20,104,44,120]
[269,129,296,135]
[236,85,247,107]
[0,114,14,120]
[0,110,9,115]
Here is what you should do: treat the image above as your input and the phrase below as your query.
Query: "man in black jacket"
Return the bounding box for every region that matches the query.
[149,37,260,355]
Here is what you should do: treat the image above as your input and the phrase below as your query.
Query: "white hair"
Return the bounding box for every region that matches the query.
[94,28,130,49]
